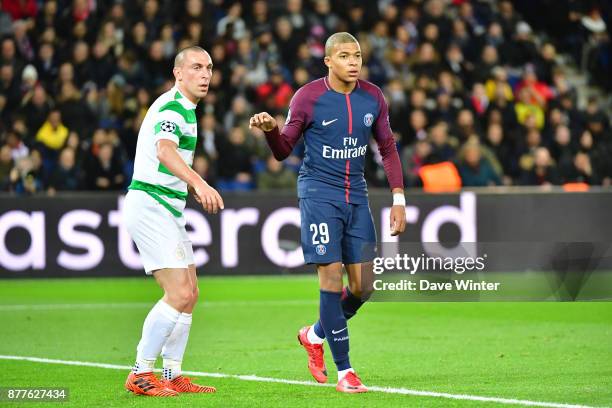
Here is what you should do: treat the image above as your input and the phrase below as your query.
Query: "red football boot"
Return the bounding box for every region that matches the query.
[124,372,178,397]
[336,371,367,393]
[297,326,328,383]
[162,376,216,393]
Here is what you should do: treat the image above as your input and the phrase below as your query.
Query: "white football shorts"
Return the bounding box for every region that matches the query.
[123,190,194,274]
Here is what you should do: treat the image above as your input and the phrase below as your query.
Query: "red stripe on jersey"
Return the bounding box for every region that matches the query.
[345,160,350,203]
[344,93,353,203]
[345,93,353,135]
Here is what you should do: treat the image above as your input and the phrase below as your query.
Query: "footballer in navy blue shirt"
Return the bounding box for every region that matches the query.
[249,32,406,393]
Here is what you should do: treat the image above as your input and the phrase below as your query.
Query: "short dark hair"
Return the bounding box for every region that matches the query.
[325,32,359,57]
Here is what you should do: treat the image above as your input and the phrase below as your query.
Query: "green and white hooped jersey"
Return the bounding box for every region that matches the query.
[128,87,197,217]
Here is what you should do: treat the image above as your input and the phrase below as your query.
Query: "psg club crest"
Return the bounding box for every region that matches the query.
[363,113,374,127]
[316,244,326,256]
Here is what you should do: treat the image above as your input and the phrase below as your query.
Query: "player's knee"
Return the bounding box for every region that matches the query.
[168,287,193,310]
[320,274,343,291]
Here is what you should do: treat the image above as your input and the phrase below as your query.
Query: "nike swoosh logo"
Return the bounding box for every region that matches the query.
[322,119,338,126]
[331,327,347,335]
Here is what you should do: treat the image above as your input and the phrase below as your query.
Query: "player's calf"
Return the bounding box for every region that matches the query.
[341,285,368,319]
[307,285,367,343]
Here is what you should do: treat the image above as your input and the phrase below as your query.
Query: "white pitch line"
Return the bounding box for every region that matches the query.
[0,300,317,311]
[0,355,599,408]
[0,303,152,311]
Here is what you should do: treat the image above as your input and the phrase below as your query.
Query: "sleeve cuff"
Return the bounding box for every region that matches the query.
[154,132,180,146]
[263,126,280,138]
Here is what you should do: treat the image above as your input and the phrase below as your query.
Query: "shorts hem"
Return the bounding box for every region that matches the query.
[144,263,191,275]
[303,257,343,265]
[341,257,375,265]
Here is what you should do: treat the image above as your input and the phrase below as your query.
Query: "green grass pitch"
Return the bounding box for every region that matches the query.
[0,276,610,407]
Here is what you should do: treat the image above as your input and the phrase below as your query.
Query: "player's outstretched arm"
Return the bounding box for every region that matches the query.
[249,112,300,161]
[157,139,224,214]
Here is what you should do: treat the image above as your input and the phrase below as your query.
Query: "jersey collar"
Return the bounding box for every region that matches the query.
[173,86,198,110]
[323,75,360,95]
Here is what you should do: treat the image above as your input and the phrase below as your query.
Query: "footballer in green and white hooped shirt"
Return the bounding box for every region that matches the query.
[122,46,224,397]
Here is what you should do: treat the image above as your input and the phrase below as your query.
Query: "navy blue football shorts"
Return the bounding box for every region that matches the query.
[299,198,377,265]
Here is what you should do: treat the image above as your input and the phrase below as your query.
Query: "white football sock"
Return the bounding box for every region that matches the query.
[337,367,354,382]
[162,359,182,381]
[161,312,192,380]
[133,300,180,374]
[307,325,325,345]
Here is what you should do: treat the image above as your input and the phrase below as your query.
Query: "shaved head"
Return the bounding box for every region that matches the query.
[174,45,208,67]
[172,45,213,103]
[325,32,359,57]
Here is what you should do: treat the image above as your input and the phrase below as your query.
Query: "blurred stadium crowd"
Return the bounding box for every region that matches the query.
[0,0,610,194]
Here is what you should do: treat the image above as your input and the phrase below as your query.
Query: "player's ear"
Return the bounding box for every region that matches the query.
[324,55,331,68]
[173,67,182,81]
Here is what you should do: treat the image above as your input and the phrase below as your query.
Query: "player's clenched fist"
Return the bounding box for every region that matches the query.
[191,180,224,214]
[249,112,277,132]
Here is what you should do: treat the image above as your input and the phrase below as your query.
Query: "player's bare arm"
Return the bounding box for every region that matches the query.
[157,139,224,214]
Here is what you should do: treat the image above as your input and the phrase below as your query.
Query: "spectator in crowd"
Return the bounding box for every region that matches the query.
[192,154,216,188]
[255,65,293,112]
[0,144,13,189]
[428,121,457,163]
[5,129,28,161]
[457,138,501,187]
[84,142,124,191]
[257,154,297,191]
[0,63,20,114]
[47,147,79,193]
[217,2,246,40]
[520,147,560,186]
[35,109,69,152]
[485,66,513,102]
[0,6,13,37]
[578,129,611,185]
[515,88,545,130]
[514,65,554,108]
[579,7,610,91]
[484,123,516,183]
[561,151,600,185]
[402,139,431,188]
[216,126,254,191]
[404,109,428,145]
[549,125,575,168]
[9,149,43,194]
[454,109,481,142]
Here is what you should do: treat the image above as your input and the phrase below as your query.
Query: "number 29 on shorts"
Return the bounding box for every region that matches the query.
[309,223,329,245]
